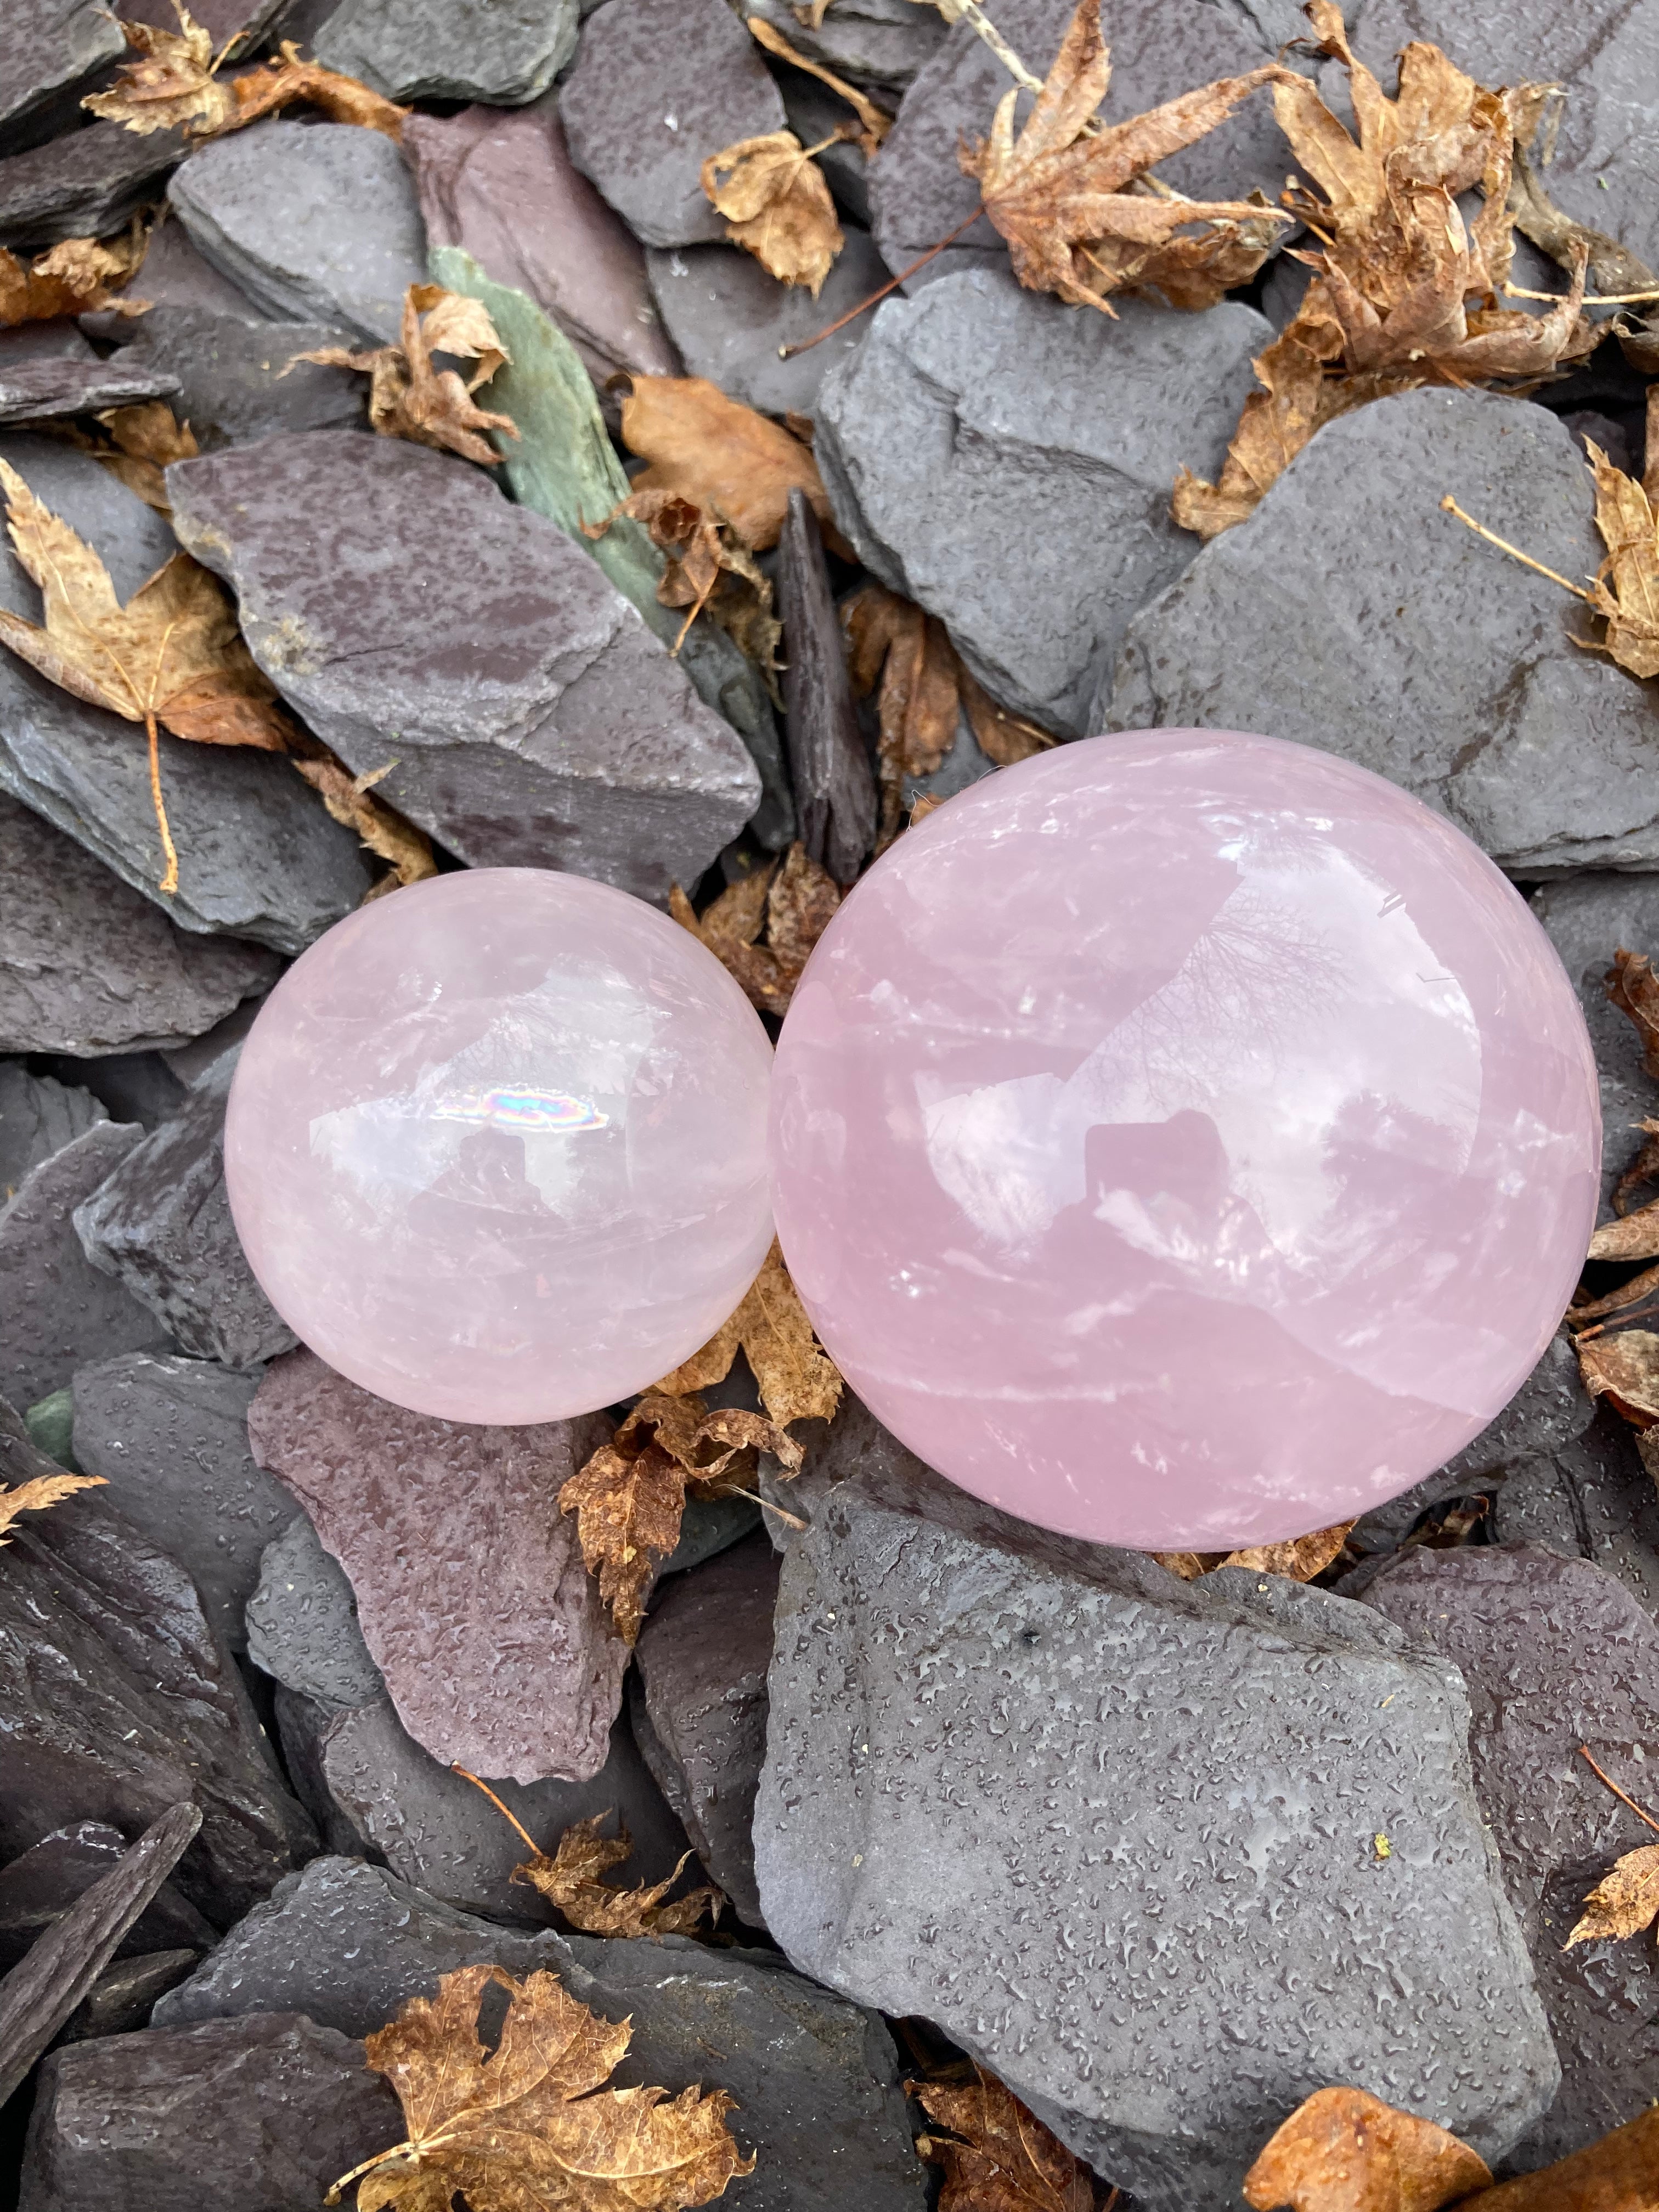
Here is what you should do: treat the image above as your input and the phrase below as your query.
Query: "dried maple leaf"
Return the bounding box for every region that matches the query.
[1243,2086,1492,2210]
[328,1962,751,2210]
[1576,1329,1659,1429]
[958,0,1295,314]
[1613,1118,1659,1219]
[0,1471,106,1545]
[289,744,436,896]
[1153,1519,1355,1582]
[86,5,407,143]
[93,399,200,512]
[912,2064,1099,2210]
[702,130,847,296]
[1567,1843,1659,1948]
[1509,136,1659,376]
[746,14,892,159]
[292,284,518,468]
[1607,949,1659,1080]
[513,1812,724,1939]
[670,842,841,1017]
[0,233,149,329]
[588,488,780,682]
[654,1239,842,1431]
[1587,1198,1659,1263]
[1577,420,1659,680]
[617,375,848,554]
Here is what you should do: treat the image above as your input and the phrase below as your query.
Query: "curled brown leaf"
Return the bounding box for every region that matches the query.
[653,1239,842,1432]
[617,375,848,553]
[589,487,780,681]
[1242,2085,1492,2210]
[912,2063,1098,2210]
[87,6,407,143]
[1576,1328,1659,1428]
[292,283,518,467]
[0,233,149,330]
[744,14,892,159]
[702,130,847,295]
[670,842,840,1015]
[1566,1843,1659,1948]
[512,1812,724,1940]
[1608,949,1659,1079]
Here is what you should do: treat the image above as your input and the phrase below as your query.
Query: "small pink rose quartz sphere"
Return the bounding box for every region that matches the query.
[770,730,1600,1551]
[225,868,774,1424]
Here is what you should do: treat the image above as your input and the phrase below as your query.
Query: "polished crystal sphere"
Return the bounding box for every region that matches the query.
[226,868,774,1423]
[770,730,1600,1550]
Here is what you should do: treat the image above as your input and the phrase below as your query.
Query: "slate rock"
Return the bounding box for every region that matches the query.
[316,0,579,103]
[0,3,125,159]
[0,1065,105,1199]
[105,305,366,447]
[775,64,872,223]
[647,229,891,419]
[87,210,282,325]
[0,123,185,254]
[1532,872,1659,1216]
[560,0,787,250]
[1361,1543,1659,2168]
[405,94,682,392]
[779,487,877,882]
[0,432,374,952]
[22,1386,77,1470]
[0,1123,172,1408]
[661,1489,765,1575]
[0,321,93,367]
[0,355,181,425]
[0,1401,314,1927]
[245,1515,385,1710]
[70,1353,297,1654]
[247,1347,624,1784]
[817,268,1269,735]
[279,1695,693,1925]
[633,1531,778,1926]
[0,1823,216,1974]
[44,1049,185,1131]
[740,0,945,91]
[755,1457,1558,2210]
[1107,388,1659,872]
[72,1047,297,1370]
[58,1949,198,2040]
[155,1853,930,2212]
[1489,1404,1659,1625]
[169,430,764,900]
[18,2012,403,2212]
[168,121,427,342]
[116,0,288,46]
[870,0,1294,288]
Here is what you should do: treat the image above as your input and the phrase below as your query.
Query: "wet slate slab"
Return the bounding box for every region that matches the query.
[104,306,366,447]
[316,0,579,102]
[72,1048,298,1371]
[0,356,181,425]
[1106,389,1659,872]
[1361,1542,1659,2170]
[1489,1405,1659,1626]
[168,430,763,901]
[247,1347,624,1784]
[0,122,185,253]
[778,486,877,882]
[0,1822,216,1974]
[245,1514,386,1710]
[560,0,787,249]
[755,1455,1558,2210]
[71,1353,297,1654]
[0,1065,105,1199]
[0,1124,173,1409]
[1531,872,1659,1217]
[19,2012,403,2212]
[817,268,1269,735]
[741,0,944,90]
[0,2,125,159]
[154,1853,930,2212]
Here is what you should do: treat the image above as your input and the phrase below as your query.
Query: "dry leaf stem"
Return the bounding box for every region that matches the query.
[450,1766,541,1854]
[778,202,989,358]
[1440,494,1594,602]
[1579,1745,1659,1836]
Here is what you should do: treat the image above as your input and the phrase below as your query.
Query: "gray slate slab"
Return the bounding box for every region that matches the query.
[168,430,763,900]
[817,268,1269,735]
[0,432,374,952]
[168,121,427,343]
[740,0,944,90]
[0,1822,216,1974]
[1361,1543,1659,2169]
[1489,1406,1659,1626]
[1532,872,1659,1217]
[0,356,181,425]
[0,3,125,159]
[316,0,579,101]
[755,1457,1558,2210]
[71,1353,296,1654]
[560,0,787,249]
[0,1124,173,1408]
[154,1854,930,2212]
[18,2012,403,2212]
[105,306,366,447]
[0,123,185,253]
[72,1047,297,1371]
[0,1065,105,1200]
[248,1347,624,1785]
[245,1515,386,1709]
[647,229,891,419]
[1105,388,1659,874]
[86,211,283,326]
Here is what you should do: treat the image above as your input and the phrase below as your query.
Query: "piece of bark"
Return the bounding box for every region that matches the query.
[778,486,876,885]
[0,1801,200,2106]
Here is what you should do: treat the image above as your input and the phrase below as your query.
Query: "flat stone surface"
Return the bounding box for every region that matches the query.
[71,1353,297,1654]
[0,355,181,425]
[1489,1406,1659,1625]
[283,1696,694,1924]
[247,1348,624,1784]
[59,1948,198,2040]
[168,121,427,343]
[0,1822,216,1974]
[106,306,366,448]
[870,0,1293,287]
[317,0,579,101]
[72,1047,297,1371]
[0,1123,173,1408]
[647,229,891,419]
[18,2012,403,2212]
[817,268,1269,735]
[0,432,374,953]
[89,212,283,325]
[0,1402,314,1928]
[560,0,787,249]
[154,1854,929,2212]
[0,1064,105,1200]
[1361,1543,1659,2170]
[755,1459,1557,2210]
[169,430,763,901]
[741,0,944,89]
[0,323,94,367]
[1532,872,1659,1217]
[404,94,681,391]
[245,1514,386,1710]
[633,1530,778,1926]
[1105,388,1659,873]
[0,122,185,253]
[0,3,125,157]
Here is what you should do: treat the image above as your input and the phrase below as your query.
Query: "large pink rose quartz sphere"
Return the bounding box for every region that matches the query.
[770,730,1600,1550]
[225,868,774,1423]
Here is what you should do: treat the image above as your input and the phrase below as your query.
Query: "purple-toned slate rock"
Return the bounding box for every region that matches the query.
[0,1,125,159]
[632,1530,778,1926]
[560,0,787,250]
[404,94,680,394]
[740,0,945,92]
[0,122,186,254]
[248,1346,626,1784]
[0,356,181,425]
[0,1822,216,1973]
[1361,1543,1659,2170]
